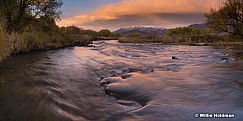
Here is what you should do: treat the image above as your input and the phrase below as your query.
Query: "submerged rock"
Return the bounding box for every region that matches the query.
[172,56,179,59]
[121,73,134,79]
[100,77,122,86]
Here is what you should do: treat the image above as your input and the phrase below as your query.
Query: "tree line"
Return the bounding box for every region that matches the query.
[166,27,212,36]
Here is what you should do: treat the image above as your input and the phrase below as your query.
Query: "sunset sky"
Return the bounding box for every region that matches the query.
[58,0,224,31]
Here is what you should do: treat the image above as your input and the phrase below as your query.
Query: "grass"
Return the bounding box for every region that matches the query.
[0,22,92,62]
[0,23,11,61]
[119,35,243,47]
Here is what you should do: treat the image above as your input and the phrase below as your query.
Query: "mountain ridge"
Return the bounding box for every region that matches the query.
[113,23,207,36]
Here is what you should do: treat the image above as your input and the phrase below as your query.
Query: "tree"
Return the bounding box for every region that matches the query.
[60,26,81,34]
[167,27,200,36]
[23,16,59,32]
[81,30,98,37]
[127,33,142,37]
[201,28,213,35]
[0,0,63,33]
[98,29,111,37]
[206,0,243,37]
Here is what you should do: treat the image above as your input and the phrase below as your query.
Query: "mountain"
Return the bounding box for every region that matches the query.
[114,23,208,36]
[114,26,167,36]
[187,23,207,30]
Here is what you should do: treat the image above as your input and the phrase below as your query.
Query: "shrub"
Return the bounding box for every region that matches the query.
[0,21,11,61]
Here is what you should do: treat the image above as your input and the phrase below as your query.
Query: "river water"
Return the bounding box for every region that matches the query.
[0,40,243,121]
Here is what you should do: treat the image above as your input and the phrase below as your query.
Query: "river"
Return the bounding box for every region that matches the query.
[0,40,243,121]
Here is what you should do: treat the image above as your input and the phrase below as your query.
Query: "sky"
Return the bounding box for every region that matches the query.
[57,0,224,31]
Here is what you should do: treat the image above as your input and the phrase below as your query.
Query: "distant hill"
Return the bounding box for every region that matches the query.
[114,26,167,36]
[114,23,208,36]
[187,23,207,30]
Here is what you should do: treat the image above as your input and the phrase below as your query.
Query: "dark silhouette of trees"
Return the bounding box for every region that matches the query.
[98,29,111,37]
[206,0,243,37]
[127,33,142,37]
[0,0,63,32]
[60,26,81,34]
[81,30,98,37]
[167,27,200,36]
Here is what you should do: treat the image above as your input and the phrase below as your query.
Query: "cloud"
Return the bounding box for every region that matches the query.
[57,0,223,30]
[81,13,206,30]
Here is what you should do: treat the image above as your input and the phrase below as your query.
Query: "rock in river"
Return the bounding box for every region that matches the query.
[221,57,235,63]
[172,56,179,59]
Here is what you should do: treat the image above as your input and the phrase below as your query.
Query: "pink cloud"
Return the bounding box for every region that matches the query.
[57,0,224,30]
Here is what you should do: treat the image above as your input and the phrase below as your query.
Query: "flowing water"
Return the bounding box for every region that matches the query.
[0,40,243,121]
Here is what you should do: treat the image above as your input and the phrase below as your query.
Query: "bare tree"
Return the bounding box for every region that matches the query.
[206,0,243,37]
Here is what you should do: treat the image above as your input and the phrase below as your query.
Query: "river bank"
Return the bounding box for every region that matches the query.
[119,35,243,47]
[0,26,92,62]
